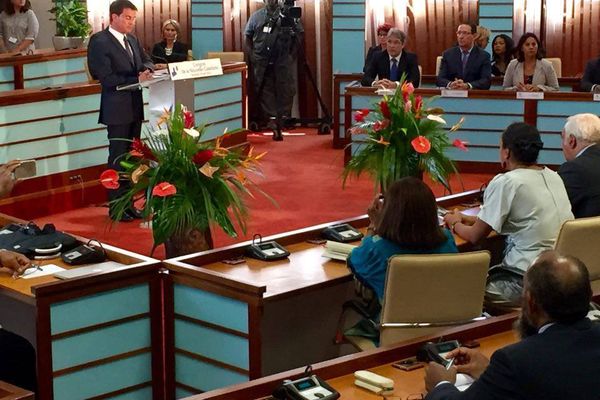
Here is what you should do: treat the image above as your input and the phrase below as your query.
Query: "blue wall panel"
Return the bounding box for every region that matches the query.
[176,354,248,394]
[175,319,249,369]
[52,318,151,371]
[53,353,151,400]
[194,88,242,109]
[191,0,224,59]
[194,73,241,92]
[108,386,153,400]
[24,57,86,78]
[538,100,600,116]
[332,0,365,73]
[174,284,248,333]
[50,284,149,335]
[201,118,243,140]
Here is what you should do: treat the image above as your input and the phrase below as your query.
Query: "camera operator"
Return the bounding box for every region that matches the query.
[244,0,303,134]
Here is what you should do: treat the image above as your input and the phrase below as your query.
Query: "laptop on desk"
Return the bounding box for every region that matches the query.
[53,261,128,280]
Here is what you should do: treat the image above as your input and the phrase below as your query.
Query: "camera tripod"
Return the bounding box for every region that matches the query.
[249,12,332,141]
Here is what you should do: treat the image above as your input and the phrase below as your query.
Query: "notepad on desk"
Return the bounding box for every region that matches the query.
[322,241,357,261]
[53,261,127,280]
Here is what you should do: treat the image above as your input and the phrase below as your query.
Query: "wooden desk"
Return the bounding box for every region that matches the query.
[0,214,163,400]
[0,380,34,400]
[163,189,503,398]
[183,313,518,400]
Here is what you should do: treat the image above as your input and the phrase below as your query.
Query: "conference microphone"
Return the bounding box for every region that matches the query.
[152,55,168,64]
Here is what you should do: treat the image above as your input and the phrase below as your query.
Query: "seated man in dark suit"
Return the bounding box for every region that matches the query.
[558,113,600,218]
[436,23,491,90]
[424,250,600,400]
[580,56,600,92]
[361,28,420,88]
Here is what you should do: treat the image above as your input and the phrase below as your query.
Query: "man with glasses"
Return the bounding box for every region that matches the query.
[87,0,154,221]
[436,23,491,90]
[361,28,420,88]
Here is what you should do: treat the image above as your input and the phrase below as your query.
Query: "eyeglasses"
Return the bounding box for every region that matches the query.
[378,33,388,37]
[13,264,42,279]
[457,31,472,36]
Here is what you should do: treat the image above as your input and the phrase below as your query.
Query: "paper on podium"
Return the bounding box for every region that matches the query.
[116,74,169,91]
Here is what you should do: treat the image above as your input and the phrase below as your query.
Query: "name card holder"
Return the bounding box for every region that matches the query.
[593,93,600,102]
[516,92,544,100]
[441,89,469,98]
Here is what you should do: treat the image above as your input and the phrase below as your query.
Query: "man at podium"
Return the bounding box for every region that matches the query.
[87,0,154,221]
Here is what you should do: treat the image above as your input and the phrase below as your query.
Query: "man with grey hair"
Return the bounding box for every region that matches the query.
[361,28,420,88]
[558,113,600,218]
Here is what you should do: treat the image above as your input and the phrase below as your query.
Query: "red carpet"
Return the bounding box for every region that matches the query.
[34,129,492,259]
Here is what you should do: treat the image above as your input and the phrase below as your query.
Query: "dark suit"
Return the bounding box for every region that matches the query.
[426,319,600,400]
[436,46,491,89]
[0,328,36,393]
[581,57,600,92]
[151,40,190,63]
[361,50,420,87]
[363,45,382,73]
[558,144,600,218]
[87,28,153,204]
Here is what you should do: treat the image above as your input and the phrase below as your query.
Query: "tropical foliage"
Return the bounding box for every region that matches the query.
[343,75,467,192]
[50,0,92,37]
[100,104,268,252]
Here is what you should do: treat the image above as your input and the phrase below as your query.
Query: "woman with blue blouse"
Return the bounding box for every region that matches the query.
[348,177,458,301]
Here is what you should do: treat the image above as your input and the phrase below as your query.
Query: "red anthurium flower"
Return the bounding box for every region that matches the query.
[100,169,120,189]
[354,108,370,122]
[411,136,431,154]
[152,182,177,197]
[131,138,156,161]
[373,119,390,132]
[453,138,469,151]
[379,100,391,119]
[193,149,214,165]
[183,109,195,129]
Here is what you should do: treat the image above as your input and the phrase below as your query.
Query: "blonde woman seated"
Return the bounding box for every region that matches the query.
[151,19,191,69]
[503,33,559,92]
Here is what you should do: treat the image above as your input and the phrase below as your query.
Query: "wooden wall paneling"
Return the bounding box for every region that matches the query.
[543,0,599,77]
[407,0,479,75]
[321,0,333,121]
[297,0,318,118]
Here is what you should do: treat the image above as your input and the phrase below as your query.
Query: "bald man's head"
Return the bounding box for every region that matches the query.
[525,250,591,323]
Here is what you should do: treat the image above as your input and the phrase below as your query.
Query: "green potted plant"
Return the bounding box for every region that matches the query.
[49,0,92,51]
[343,75,466,192]
[100,104,271,257]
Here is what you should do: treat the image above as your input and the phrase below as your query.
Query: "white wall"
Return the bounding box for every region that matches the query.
[35,0,56,49]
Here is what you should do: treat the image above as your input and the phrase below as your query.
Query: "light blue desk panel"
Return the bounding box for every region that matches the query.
[172,283,250,396]
[0,91,108,176]
[0,65,14,92]
[49,283,154,400]
[193,68,245,140]
[23,56,88,89]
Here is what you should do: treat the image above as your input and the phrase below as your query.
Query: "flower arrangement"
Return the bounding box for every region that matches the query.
[343,75,467,192]
[100,104,268,255]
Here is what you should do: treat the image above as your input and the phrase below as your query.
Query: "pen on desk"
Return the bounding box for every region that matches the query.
[445,358,455,370]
